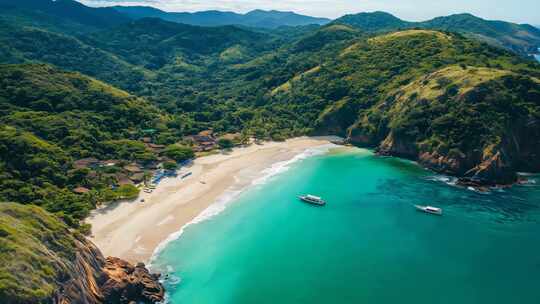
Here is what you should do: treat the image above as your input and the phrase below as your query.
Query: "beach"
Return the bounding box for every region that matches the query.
[86,137,338,263]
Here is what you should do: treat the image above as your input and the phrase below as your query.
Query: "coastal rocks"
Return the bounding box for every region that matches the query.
[55,238,164,304]
[101,257,165,304]
[370,132,522,187]
[418,151,468,175]
[463,151,517,186]
[54,238,108,304]
[377,132,417,159]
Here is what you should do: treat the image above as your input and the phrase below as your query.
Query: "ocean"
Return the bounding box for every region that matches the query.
[151,147,540,304]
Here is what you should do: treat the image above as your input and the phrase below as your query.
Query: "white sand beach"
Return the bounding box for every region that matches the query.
[86,137,339,263]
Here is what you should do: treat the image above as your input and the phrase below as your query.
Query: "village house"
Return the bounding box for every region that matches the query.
[99,159,119,167]
[123,163,143,173]
[183,130,217,152]
[73,186,90,194]
[130,172,146,184]
[73,157,99,169]
[117,174,134,186]
[145,143,166,153]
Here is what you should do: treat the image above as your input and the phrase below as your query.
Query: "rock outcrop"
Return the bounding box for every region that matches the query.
[364,132,523,187]
[100,257,165,304]
[0,203,164,304]
[55,240,165,304]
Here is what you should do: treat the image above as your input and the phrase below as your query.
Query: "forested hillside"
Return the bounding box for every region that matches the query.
[334,12,540,55]
[1,1,540,300]
[113,7,331,28]
[0,64,166,227]
[0,0,539,227]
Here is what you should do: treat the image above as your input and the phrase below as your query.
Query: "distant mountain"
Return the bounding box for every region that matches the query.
[113,6,331,28]
[333,11,410,32]
[334,12,540,55]
[0,0,130,31]
[83,18,274,69]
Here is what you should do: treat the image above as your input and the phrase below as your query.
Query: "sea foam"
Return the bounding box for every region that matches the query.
[149,143,337,266]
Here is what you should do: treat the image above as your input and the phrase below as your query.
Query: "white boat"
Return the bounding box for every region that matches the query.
[415,205,443,215]
[299,195,326,206]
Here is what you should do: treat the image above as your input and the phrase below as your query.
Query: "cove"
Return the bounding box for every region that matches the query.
[152,147,540,304]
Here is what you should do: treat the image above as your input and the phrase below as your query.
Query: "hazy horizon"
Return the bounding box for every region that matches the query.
[78,0,540,25]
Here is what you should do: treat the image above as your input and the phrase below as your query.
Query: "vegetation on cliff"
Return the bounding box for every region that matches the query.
[333,11,540,55]
[0,64,166,226]
[0,5,539,224]
[0,203,164,304]
[0,203,77,303]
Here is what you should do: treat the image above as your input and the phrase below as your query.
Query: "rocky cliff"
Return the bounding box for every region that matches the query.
[0,203,164,304]
[347,67,540,187]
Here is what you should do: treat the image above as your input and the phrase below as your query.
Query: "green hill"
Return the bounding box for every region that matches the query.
[0,0,130,32]
[0,202,164,303]
[334,12,540,55]
[113,7,330,29]
[0,202,80,303]
[0,21,149,91]
[263,30,540,184]
[0,2,539,220]
[0,64,166,224]
[84,18,274,70]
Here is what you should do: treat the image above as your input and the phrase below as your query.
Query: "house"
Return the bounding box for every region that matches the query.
[123,163,143,173]
[130,172,146,183]
[99,159,119,167]
[145,143,166,153]
[118,176,134,186]
[73,157,99,169]
[198,130,213,137]
[184,129,217,152]
[199,141,216,151]
[73,186,90,194]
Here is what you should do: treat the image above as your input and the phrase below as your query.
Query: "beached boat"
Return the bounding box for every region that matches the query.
[299,195,326,206]
[415,205,443,215]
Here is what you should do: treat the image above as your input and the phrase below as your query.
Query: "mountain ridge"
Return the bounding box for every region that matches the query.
[333,11,540,55]
[112,6,331,28]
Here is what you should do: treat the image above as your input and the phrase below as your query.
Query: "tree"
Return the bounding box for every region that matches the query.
[163,161,178,170]
[163,144,195,162]
[217,138,234,149]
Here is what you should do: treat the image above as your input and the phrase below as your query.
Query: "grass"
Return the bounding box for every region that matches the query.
[272,66,321,95]
[390,65,514,112]
[369,29,452,44]
[0,203,77,303]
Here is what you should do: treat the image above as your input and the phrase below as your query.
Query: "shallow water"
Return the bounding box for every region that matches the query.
[152,148,540,304]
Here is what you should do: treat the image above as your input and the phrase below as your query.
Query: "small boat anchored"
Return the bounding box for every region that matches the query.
[299,195,326,206]
[415,205,443,215]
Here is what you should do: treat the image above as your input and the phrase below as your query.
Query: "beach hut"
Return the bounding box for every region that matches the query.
[73,157,99,169]
[123,164,143,173]
[130,173,146,183]
[73,186,90,194]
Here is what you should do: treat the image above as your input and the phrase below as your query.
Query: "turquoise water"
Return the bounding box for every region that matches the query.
[152,148,540,304]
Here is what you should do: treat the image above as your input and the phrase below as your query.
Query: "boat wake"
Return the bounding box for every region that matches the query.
[148,143,337,267]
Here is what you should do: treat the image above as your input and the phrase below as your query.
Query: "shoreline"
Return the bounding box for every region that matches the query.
[86,137,340,263]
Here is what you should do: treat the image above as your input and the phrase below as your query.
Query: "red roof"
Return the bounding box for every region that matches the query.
[73,187,90,194]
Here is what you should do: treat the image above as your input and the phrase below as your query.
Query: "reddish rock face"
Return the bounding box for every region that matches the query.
[101,257,165,304]
[54,239,164,304]
[464,151,517,186]
[357,130,522,187]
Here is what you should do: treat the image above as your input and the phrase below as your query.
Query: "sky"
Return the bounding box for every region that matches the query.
[79,0,540,25]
